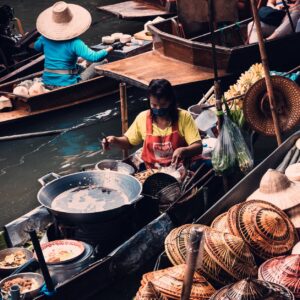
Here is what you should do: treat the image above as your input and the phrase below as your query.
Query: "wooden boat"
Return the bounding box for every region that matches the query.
[97,0,176,20]
[96,0,300,87]
[1,131,298,299]
[0,40,152,127]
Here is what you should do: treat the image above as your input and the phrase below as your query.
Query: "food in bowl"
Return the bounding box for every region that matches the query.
[2,277,39,294]
[0,251,27,268]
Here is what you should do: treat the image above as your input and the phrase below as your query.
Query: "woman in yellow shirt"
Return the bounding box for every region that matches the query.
[103,79,202,169]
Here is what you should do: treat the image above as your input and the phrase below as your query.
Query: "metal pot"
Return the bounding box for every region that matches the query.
[37,171,142,224]
[95,159,135,175]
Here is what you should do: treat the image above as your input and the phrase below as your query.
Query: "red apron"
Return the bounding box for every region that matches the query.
[141,111,187,169]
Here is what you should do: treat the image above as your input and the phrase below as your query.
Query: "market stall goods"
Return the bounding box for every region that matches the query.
[234,200,298,260]
[292,242,300,254]
[226,204,242,237]
[258,254,300,299]
[164,225,257,286]
[209,278,295,300]
[285,163,300,182]
[135,281,168,300]
[210,212,230,233]
[140,264,215,300]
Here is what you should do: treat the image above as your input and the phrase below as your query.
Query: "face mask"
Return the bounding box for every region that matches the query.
[151,107,169,117]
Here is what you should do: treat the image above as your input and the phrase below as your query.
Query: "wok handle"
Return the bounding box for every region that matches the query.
[38,172,61,186]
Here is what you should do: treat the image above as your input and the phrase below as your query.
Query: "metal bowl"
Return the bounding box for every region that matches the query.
[0,248,34,276]
[0,272,44,298]
[95,160,135,175]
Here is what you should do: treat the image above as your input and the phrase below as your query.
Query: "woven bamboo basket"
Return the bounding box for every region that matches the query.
[258,254,300,299]
[135,281,168,300]
[144,264,215,300]
[164,225,257,287]
[211,212,230,233]
[235,200,298,260]
[210,278,295,300]
[226,204,242,237]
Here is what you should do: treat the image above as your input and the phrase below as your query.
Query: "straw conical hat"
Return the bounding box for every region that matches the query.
[247,169,300,210]
[243,76,300,136]
[135,281,168,300]
[149,264,215,299]
[210,278,295,300]
[286,163,300,182]
[258,254,300,299]
[211,212,230,233]
[236,200,297,260]
[292,242,300,254]
[164,225,257,287]
[36,2,92,41]
[226,204,242,237]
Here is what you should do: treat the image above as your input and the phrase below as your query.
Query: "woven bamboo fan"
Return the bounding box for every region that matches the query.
[243,76,300,136]
[149,264,215,300]
[226,204,242,237]
[248,169,300,211]
[211,212,230,233]
[258,255,300,299]
[210,278,295,300]
[164,225,257,287]
[236,200,298,260]
[135,281,168,300]
[292,242,300,254]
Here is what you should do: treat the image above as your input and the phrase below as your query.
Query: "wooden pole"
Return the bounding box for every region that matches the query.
[181,229,204,300]
[120,82,128,159]
[249,0,282,145]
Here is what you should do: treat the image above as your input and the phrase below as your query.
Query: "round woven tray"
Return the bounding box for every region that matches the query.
[211,212,230,233]
[258,254,300,299]
[210,278,295,300]
[236,200,297,260]
[164,225,257,287]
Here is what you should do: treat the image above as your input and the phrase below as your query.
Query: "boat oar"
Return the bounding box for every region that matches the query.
[25,227,55,294]
[181,228,204,300]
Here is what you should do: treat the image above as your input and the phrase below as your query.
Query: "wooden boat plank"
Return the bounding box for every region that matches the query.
[95,51,229,89]
[97,0,174,20]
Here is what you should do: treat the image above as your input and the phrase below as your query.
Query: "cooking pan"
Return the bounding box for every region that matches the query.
[37,171,142,224]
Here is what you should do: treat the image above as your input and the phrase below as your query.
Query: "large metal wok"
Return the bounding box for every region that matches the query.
[37,171,142,224]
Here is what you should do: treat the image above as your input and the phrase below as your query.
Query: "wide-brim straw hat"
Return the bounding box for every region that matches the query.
[247,169,300,211]
[243,76,300,136]
[258,255,300,299]
[285,163,300,182]
[210,278,295,300]
[210,212,230,233]
[292,242,300,254]
[36,1,92,41]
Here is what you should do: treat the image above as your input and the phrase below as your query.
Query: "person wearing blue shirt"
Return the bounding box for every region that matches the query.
[34,1,113,88]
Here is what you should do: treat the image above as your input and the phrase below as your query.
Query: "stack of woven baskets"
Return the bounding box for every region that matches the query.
[135,167,300,300]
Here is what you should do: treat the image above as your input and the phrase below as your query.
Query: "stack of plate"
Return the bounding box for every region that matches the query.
[258,254,300,299]
[138,264,215,300]
[210,278,294,300]
[164,225,257,287]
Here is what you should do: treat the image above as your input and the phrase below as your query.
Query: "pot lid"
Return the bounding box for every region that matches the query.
[258,255,300,299]
[165,225,257,287]
[211,212,230,233]
[210,278,295,300]
[248,169,300,210]
[149,264,215,299]
[136,281,168,300]
[292,242,300,254]
[236,200,297,260]
[285,163,300,182]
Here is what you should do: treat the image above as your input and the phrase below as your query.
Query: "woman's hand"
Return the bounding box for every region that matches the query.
[101,135,116,151]
[106,46,113,52]
[172,147,187,166]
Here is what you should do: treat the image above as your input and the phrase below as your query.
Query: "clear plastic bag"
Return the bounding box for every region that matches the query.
[212,116,237,174]
[212,115,254,174]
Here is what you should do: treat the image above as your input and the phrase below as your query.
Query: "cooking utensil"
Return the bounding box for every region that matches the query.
[37,171,142,224]
[95,159,135,175]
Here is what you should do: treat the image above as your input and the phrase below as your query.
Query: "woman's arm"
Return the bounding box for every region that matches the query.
[102,136,133,150]
[172,141,203,165]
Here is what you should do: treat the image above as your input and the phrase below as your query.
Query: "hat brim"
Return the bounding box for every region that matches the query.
[243,76,300,136]
[247,181,300,210]
[36,4,92,41]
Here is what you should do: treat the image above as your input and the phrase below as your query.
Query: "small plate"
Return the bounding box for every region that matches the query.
[41,240,85,265]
